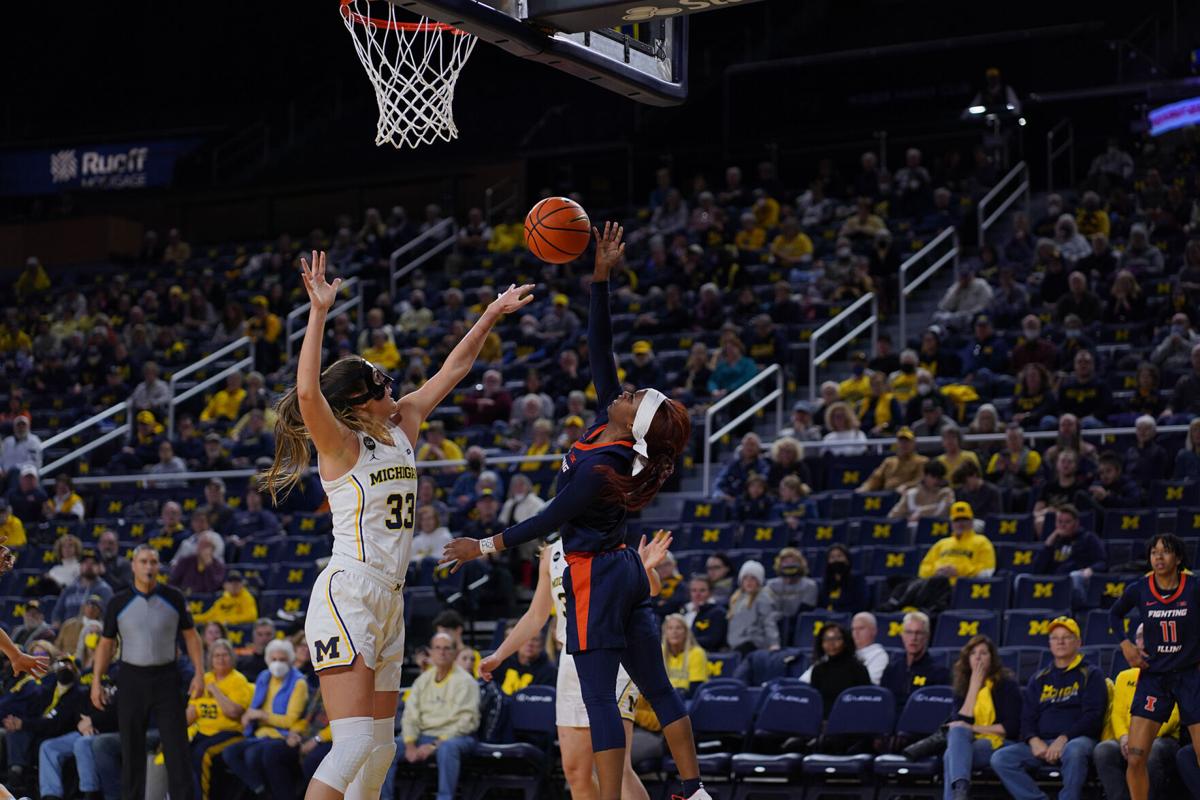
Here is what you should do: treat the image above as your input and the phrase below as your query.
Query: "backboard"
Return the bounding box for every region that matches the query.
[390,0,690,105]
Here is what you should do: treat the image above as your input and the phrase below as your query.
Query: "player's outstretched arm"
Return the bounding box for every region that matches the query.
[588,222,624,406]
[392,284,533,445]
[479,548,555,681]
[296,251,359,472]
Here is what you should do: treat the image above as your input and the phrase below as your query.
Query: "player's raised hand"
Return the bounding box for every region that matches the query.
[10,650,47,680]
[299,250,341,312]
[486,284,536,318]
[478,653,501,682]
[592,222,625,280]
[637,530,673,572]
[441,537,484,573]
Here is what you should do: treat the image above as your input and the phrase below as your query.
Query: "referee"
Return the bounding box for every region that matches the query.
[91,544,205,800]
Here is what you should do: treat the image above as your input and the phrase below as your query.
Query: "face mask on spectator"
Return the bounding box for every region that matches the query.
[826,561,851,581]
[1172,324,1186,337]
[836,247,851,259]
[57,667,76,686]
[917,383,932,396]
[1065,329,1080,339]
[268,661,290,679]
[1023,326,1039,339]
[900,363,916,374]
[778,564,802,577]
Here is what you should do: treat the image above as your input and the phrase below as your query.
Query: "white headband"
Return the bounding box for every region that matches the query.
[631,389,668,476]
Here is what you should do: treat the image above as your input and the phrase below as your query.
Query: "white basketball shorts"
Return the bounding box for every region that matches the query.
[555,651,639,728]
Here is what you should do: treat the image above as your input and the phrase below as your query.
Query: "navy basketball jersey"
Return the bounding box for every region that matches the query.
[1110,571,1200,673]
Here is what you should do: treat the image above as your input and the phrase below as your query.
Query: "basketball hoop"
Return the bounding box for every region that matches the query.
[339,0,478,149]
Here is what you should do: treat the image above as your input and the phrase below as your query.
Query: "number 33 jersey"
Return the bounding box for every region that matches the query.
[321,425,418,581]
[1110,570,1200,673]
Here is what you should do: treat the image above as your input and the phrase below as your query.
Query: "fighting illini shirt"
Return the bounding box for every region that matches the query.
[1109,571,1200,673]
[320,425,418,580]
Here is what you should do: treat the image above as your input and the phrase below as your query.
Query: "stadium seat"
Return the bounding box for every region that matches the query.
[731,685,823,799]
[1012,574,1072,612]
[932,611,997,649]
[682,500,729,523]
[465,686,557,800]
[682,523,738,552]
[792,611,850,650]
[239,539,278,565]
[873,686,956,797]
[1002,610,1061,648]
[1176,508,1200,537]
[272,536,332,562]
[1000,646,1045,683]
[286,512,333,537]
[268,563,319,591]
[800,519,850,548]
[993,542,1039,575]
[664,684,757,784]
[802,686,897,787]
[854,517,907,546]
[952,577,1011,611]
[913,517,951,547]
[825,455,885,492]
[258,589,309,617]
[868,546,919,578]
[733,649,807,686]
[873,612,906,648]
[1084,573,1137,610]
[983,514,1035,542]
[1101,509,1155,539]
[740,521,790,549]
[706,651,742,679]
[224,623,254,648]
[850,491,895,518]
[1150,480,1199,508]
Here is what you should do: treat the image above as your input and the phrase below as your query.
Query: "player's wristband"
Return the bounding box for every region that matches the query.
[479,536,497,555]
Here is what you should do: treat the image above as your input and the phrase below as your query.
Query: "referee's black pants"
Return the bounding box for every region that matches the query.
[118,663,193,800]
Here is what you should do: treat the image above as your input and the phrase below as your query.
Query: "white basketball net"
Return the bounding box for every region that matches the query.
[340,0,478,149]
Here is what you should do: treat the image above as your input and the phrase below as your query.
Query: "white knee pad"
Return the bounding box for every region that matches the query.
[313,716,377,793]
[344,719,398,800]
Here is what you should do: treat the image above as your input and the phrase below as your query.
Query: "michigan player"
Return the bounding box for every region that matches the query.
[482,532,671,800]
[264,250,533,800]
[445,223,708,800]
[1109,533,1200,800]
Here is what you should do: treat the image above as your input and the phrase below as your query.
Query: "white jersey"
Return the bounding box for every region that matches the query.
[320,425,418,580]
[549,539,569,646]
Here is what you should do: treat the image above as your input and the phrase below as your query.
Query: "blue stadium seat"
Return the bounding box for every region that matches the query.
[1085,573,1138,610]
[825,455,885,492]
[268,563,319,591]
[983,514,1035,542]
[739,521,790,549]
[1000,646,1045,683]
[682,500,729,523]
[664,684,757,783]
[802,686,897,784]
[1176,508,1200,538]
[706,651,742,680]
[993,542,1039,575]
[1002,611,1062,648]
[272,536,332,562]
[183,594,216,618]
[1101,509,1155,539]
[932,611,997,650]
[465,686,557,800]
[731,685,823,795]
[873,612,906,649]
[258,589,309,617]
[792,611,850,650]
[286,512,333,537]
[239,539,278,565]
[913,517,951,547]
[224,623,255,648]
[952,577,1011,611]
[873,686,956,789]
[850,491,895,518]
[869,546,919,578]
[1150,480,1199,508]
[1013,574,1073,612]
[800,520,850,548]
[682,523,738,552]
[854,517,907,547]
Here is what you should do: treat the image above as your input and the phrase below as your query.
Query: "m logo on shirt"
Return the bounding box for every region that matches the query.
[314,636,341,663]
[1145,695,1158,712]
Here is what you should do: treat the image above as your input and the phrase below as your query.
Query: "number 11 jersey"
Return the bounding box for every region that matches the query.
[1109,571,1200,673]
[321,425,418,581]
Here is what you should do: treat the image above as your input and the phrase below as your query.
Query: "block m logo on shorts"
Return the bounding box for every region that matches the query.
[314,636,342,662]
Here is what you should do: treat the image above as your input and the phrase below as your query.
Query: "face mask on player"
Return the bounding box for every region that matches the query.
[338,360,394,409]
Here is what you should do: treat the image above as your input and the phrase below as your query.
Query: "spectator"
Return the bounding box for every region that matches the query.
[737,472,772,522]
[720,563,777,657]
[1004,212,1036,266]
[237,619,278,689]
[1120,223,1164,275]
[839,197,888,240]
[1103,270,1146,326]
[8,656,90,796]
[44,475,85,521]
[194,570,258,626]
[221,639,311,796]
[1124,415,1170,486]
[231,409,275,467]
[804,622,871,718]
[163,228,192,266]
[990,617,1105,800]
[1054,215,1090,263]
[707,336,758,399]
[952,461,1002,519]
[858,427,927,493]
[1010,363,1057,430]
[1043,414,1099,470]
[933,264,993,333]
[714,432,769,502]
[766,548,817,618]
[52,549,113,626]
[1010,315,1058,373]
[893,148,933,217]
[1173,418,1200,480]
[768,218,813,268]
[170,531,226,595]
[814,380,842,430]
[961,314,1010,389]
[91,545,205,800]
[918,187,958,233]
[175,509,227,564]
[450,446,489,509]
[47,534,82,588]
[881,612,950,712]
[943,635,1022,800]
[494,629,557,695]
[780,400,821,443]
[1088,138,1134,187]
[129,361,170,418]
[0,415,40,487]
[392,633,479,800]
[766,437,811,492]
[200,372,247,426]
[10,600,50,649]
[868,333,901,376]
[911,396,958,444]
[1075,191,1110,238]
[821,401,868,457]
[460,370,512,427]
[1162,343,1200,422]
[745,315,786,367]
[882,502,994,612]
[234,490,280,541]
[1056,350,1107,428]
[1034,449,1087,535]
[937,428,980,486]
[0,501,26,551]
[680,576,727,652]
[705,553,735,606]
[857,372,903,436]
[854,152,888,200]
[967,404,1002,457]
[412,506,453,562]
[198,432,234,471]
[1054,271,1103,325]
[818,544,867,613]
[186,638,253,800]
[55,594,104,657]
[415,421,463,472]
[660,614,709,695]
[1093,623,1181,800]
[1077,233,1119,285]
[888,461,953,524]
[850,612,889,685]
[146,440,188,488]
[1151,313,1200,375]
[1033,504,1105,603]
[5,464,46,525]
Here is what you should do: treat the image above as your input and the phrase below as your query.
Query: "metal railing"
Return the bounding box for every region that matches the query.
[284,278,363,363]
[701,364,785,496]
[167,337,257,435]
[39,402,131,477]
[977,160,1030,247]
[484,177,520,224]
[808,293,878,403]
[897,225,959,348]
[1046,119,1075,194]
[388,218,458,300]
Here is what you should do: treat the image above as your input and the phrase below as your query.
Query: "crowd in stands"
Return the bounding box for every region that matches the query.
[0,127,1196,798]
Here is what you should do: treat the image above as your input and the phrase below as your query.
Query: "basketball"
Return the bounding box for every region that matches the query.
[524,197,591,264]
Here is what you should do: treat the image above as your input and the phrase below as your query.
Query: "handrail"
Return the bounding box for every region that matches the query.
[977,160,1030,247]
[388,218,457,300]
[1046,119,1075,193]
[702,364,785,496]
[392,233,458,290]
[809,293,878,403]
[167,342,257,435]
[40,400,128,451]
[284,278,362,363]
[41,425,131,477]
[484,177,520,224]
[898,227,958,348]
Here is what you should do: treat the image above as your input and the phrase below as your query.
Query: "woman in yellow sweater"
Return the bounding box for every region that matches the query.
[220,638,310,796]
[187,639,254,800]
[661,614,709,696]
